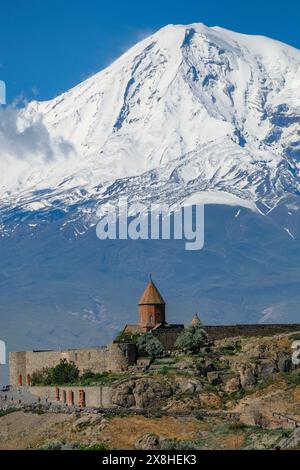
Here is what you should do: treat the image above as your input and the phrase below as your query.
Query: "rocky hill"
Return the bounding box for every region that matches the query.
[111,331,299,414]
[1,331,300,450]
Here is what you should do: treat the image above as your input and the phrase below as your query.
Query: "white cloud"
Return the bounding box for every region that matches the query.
[0,104,74,162]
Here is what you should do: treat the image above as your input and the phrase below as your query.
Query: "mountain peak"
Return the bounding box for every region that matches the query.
[1,24,300,215]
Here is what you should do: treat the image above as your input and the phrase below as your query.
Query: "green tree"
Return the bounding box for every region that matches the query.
[136,333,164,358]
[175,324,208,354]
[114,330,141,344]
[31,367,54,386]
[51,359,79,384]
[30,359,79,385]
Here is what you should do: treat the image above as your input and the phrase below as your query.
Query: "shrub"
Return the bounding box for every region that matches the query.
[30,359,79,386]
[114,331,141,344]
[194,411,204,421]
[31,367,54,386]
[175,324,209,354]
[290,334,300,341]
[228,421,248,430]
[158,365,171,375]
[160,439,197,450]
[41,440,66,450]
[79,442,109,450]
[51,359,80,384]
[31,362,128,387]
[0,407,18,418]
[80,371,127,385]
[284,371,300,385]
[79,370,99,385]
[136,333,164,358]
[220,341,242,355]
[211,359,229,370]
[28,404,45,415]
[40,440,80,450]
[116,330,165,358]
[40,441,97,450]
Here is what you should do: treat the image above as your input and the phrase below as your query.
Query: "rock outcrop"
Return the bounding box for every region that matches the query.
[111,378,173,409]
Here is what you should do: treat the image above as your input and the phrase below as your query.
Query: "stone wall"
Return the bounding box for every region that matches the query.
[152,325,184,350]
[108,342,137,371]
[10,324,300,386]
[25,351,64,377]
[204,324,300,340]
[28,385,114,408]
[9,342,137,387]
[9,351,26,386]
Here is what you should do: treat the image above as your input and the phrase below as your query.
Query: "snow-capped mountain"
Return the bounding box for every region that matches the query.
[1,24,300,370]
[1,22,300,217]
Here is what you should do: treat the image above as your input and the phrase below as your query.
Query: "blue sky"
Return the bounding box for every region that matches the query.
[0,0,300,102]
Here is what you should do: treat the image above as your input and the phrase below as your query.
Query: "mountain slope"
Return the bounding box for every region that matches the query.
[0,23,300,371]
[1,23,300,213]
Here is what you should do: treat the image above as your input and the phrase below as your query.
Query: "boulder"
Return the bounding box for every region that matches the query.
[111,389,136,408]
[111,378,172,409]
[259,362,276,381]
[135,434,161,450]
[237,364,256,389]
[220,373,240,393]
[276,353,292,372]
[180,379,203,394]
[111,380,136,407]
[72,416,91,430]
[176,360,191,370]
[90,415,104,425]
[134,379,172,408]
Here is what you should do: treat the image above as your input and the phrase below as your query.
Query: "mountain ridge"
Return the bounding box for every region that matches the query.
[0,24,300,362]
[1,22,300,217]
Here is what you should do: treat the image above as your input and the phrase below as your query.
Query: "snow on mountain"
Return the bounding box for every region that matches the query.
[1,22,300,218]
[1,24,300,365]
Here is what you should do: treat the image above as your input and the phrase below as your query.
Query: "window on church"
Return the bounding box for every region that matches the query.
[74,353,78,361]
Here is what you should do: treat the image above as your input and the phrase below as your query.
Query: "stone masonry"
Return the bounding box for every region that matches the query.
[8,279,300,388]
[9,342,137,387]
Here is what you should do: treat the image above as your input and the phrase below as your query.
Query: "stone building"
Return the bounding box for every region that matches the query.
[9,278,300,388]
[9,342,137,387]
[9,279,184,387]
[124,279,184,350]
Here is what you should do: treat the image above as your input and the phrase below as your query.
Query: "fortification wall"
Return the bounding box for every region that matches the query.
[107,342,137,371]
[9,343,137,387]
[25,351,63,377]
[204,324,300,340]
[61,347,110,373]
[9,351,26,387]
[23,347,110,377]
[10,324,300,386]
[28,385,114,408]
[153,325,184,350]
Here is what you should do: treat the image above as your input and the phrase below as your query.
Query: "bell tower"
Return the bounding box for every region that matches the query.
[138,278,166,331]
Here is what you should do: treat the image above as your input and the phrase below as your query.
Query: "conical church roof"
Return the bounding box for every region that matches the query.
[191,313,202,326]
[139,280,165,305]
